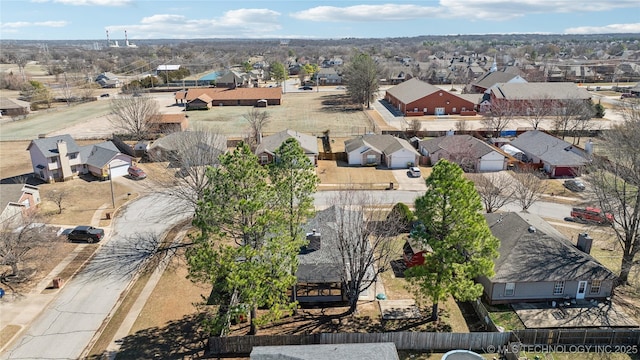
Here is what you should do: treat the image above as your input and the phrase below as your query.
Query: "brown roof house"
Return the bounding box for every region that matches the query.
[384,78,476,116]
[508,130,590,177]
[149,113,189,134]
[0,97,30,117]
[480,212,616,305]
[255,129,318,166]
[176,88,281,109]
[345,134,419,169]
[418,134,507,172]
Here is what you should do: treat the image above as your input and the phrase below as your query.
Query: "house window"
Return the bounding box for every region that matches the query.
[590,280,602,294]
[553,281,565,295]
[50,157,57,163]
[504,282,515,296]
[260,155,269,164]
[452,107,457,113]
[366,154,377,164]
[69,153,77,160]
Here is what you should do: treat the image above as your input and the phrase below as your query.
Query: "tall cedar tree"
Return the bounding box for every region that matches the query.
[406,160,499,321]
[188,143,300,335]
[269,137,319,241]
[344,52,380,109]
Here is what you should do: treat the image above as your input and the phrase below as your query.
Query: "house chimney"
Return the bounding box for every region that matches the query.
[306,229,321,251]
[577,233,593,254]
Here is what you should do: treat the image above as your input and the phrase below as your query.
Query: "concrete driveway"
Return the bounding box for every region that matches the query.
[392,169,427,191]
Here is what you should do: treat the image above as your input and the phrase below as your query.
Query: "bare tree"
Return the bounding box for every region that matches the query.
[455,120,470,133]
[409,118,422,134]
[0,214,52,291]
[244,108,270,146]
[148,126,227,212]
[48,189,69,214]
[109,95,159,140]
[512,169,548,211]
[587,99,640,285]
[552,98,593,140]
[471,172,515,213]
[330,190,403,314]
[482,100,515,137]
[524,97,553,130]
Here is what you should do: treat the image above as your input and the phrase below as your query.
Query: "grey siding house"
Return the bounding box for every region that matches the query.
[480,212,616,305]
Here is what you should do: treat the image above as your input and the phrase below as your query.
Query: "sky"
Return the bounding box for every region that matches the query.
[1,0,639,41]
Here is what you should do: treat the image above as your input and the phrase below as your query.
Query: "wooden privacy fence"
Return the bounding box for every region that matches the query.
[209,331,511,355]
[513,329,640,347]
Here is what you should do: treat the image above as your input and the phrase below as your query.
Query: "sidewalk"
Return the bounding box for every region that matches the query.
[0,202,112,354]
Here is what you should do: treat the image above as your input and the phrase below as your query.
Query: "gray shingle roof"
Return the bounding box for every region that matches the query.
[81,141,122,168]
[251,342,399,360]
[418,135,499,159]
[485,212,615,283]
[27,135,80,157]
[491,82,591,101]
[385,78,441,104]
[345,135,419,157]
[472,71,521,90]
[509,130,588,166]
[255,129,318,156]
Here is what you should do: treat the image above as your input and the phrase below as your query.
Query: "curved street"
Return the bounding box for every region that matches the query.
[1,194,191,360]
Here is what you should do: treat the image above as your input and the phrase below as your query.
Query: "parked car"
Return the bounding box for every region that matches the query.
[408,166,421,178]
[564,179,586,192]
[570,207,614,225]
[100,93,110,98]
[128,166,147,180]
[298,86,313,90]
[67,226,104,243]
[621,93,637,99]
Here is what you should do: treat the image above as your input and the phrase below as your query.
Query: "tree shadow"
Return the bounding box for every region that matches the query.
[0,173,43,185]
[319,94,360,113]
[88,314,209,360]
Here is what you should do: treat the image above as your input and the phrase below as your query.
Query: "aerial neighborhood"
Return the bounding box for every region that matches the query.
[1,29,640,360]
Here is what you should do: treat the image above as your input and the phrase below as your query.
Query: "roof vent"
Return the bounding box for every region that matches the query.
[528,226,536,233]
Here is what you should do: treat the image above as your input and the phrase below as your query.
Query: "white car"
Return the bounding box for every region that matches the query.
[409,167,421,177]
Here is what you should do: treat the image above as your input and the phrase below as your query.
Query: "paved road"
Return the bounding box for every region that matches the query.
[1,194,191,360]
[314,190,573,221]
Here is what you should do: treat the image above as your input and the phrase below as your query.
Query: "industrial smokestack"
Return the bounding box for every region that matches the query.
[125,30,129,47]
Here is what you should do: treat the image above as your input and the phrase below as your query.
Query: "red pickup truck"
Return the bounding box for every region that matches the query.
[570,207,614,225]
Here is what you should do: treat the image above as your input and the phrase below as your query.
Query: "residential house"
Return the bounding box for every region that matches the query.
[345,134,420,169]
[418,135,507,172]
[147,131,227,166]
[0,97,30,117]
[255,129,318,166]
[176,88,282,108]
[480,212,616,305]
[149,114,189,134]
[487,83,592,116]
[79,141,135,180]
[0,184,41,225]
[251,343,400,360]
[316,68,342,85]
[27,135,134,182]
[215,70,249,88]
[509,130,589,177]
[27,135,83,182]
[95,72,121,88]
[294,206,349,305]
[384,78,476,116]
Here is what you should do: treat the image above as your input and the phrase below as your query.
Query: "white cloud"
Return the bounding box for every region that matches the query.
[54,0,131,5]
[109,9,282,39]
[565,23,640,34]
[292,0,639,22]
[1,20,68,29]
[291,4,439,22]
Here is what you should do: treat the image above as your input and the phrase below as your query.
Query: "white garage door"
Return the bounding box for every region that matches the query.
[109,163,129,178]
[389,152,416,169]
[479,159,504,172]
